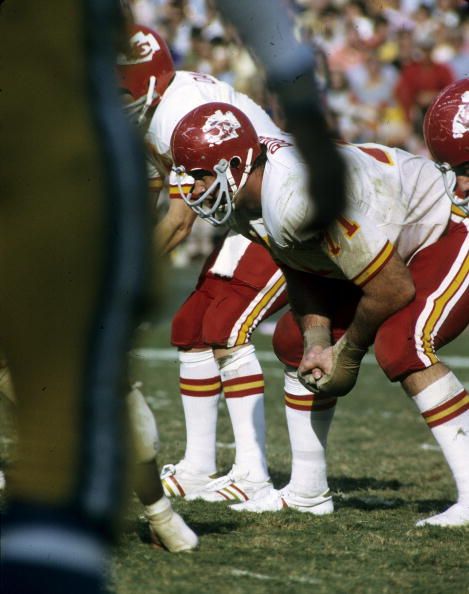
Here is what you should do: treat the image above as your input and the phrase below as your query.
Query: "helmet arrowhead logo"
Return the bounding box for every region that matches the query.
[117,32,161,65]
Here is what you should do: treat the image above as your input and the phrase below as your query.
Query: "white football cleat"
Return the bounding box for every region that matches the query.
[160,460,217,497]
[230,485,334,514]
[416,503,469,527]
[185,464,273,503]
[146,498,199,553]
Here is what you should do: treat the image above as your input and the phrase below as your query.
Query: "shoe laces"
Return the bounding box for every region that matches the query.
[160,463,177,479]
[207,464,246,489]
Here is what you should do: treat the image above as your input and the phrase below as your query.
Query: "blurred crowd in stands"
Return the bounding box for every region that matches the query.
[132,0,469,262]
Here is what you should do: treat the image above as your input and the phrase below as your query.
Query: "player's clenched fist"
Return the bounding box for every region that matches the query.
[298,335,367,397]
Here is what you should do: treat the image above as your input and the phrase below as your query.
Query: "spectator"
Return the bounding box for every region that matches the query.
[202,0,226,41]
[394,37,454,132]
[347,50,399,108]
[327,68,371,142]
[210,37,237,86]
[434,0,463,29]
[159,0,193,66]
[367,15,399,64]
[411,4,438,47]
[343,0,374,42]
[347,50,408,143]
[313,5,345,57]
[181,26,214,73]
[329,21,369,73]
[447,29,469,79]
[392,28,417,71]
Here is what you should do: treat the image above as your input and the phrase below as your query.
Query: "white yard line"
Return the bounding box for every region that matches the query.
[229,568,321,585]
[216,441,235,449]
[131,348,469,369]
[420,443,441,452]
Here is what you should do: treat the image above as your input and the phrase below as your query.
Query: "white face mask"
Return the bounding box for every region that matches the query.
[435,162,469,215]
[173,148,254,227]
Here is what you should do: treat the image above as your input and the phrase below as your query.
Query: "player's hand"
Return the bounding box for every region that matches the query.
[298,335,367,397]
[298,345,334,392]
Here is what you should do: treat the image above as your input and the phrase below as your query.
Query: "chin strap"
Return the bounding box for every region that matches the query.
[137,75,157,125]
[123,75,158,127]
[436,162,469,215]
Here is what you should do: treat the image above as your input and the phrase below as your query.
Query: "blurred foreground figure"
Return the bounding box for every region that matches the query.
[216,0,346,228]
[0,1,150,592]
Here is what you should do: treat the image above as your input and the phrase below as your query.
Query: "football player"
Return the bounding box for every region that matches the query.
[170,79,469,526]
[116,25,326,506]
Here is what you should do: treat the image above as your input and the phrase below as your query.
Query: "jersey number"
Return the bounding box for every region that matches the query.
[324,216,360,255]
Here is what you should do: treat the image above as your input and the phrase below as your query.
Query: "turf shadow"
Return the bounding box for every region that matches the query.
[129,516,239,543]
[415,498,455,514]
[329,476,406,492]
[334,495,407,511]
[269,472,407,492]
[182,520,238,537]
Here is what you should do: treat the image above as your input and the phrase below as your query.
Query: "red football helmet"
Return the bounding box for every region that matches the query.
[171,102,262,225]
[424,79,469,168]
[423,79,469,213]
[116,25,175,124]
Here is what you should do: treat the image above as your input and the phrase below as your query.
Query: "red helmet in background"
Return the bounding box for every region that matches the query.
[171,102,262,225]
[423,79,469,214]
[116,25,175,123]
[423,78,469,168]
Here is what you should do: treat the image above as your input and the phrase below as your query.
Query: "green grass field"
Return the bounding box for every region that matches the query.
[1,263,468,594]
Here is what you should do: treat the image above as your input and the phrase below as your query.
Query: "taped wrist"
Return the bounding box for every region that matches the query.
[316,336,367,397]
[303,326,331,351]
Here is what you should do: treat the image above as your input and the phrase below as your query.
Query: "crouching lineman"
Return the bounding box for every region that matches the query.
[117,25,291,504]
[170,78,469,526]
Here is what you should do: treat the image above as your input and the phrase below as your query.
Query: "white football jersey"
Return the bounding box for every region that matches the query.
[232,140,453,287]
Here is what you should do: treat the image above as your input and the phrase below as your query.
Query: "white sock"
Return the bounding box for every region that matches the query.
[219,344,269,482]
[144,495,171,518]
[179,350,221,475]
[284,369,336,497]
[412,372,469,506]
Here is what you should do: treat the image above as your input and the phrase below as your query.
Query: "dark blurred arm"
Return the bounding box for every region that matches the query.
[216,0,346,228]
